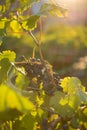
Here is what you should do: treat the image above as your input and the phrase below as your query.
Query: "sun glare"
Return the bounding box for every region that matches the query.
[55,0,75,7]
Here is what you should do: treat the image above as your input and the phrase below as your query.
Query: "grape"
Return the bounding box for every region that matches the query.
[14,57,61,94]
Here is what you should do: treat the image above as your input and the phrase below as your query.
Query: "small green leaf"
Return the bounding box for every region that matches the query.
[10,20,21,31]
[22,15,40,31]
[0,50,16,62]
[9,20,22,38]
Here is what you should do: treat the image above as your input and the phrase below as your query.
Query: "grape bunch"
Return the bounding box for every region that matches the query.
[14,58,61,94]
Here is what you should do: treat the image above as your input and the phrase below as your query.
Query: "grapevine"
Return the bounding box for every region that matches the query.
[0,0,87,130]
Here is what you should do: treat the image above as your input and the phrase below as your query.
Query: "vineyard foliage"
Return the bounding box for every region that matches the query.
[0,0,87,130]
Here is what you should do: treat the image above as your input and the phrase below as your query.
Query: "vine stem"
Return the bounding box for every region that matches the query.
[21,26,44,62]
[39,17,43,44]
[29,31,44,61]
[17,11,44,62]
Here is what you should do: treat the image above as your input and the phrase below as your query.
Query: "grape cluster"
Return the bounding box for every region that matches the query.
[15,58,61,94]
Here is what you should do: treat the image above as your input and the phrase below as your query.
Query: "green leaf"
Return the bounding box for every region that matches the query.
[22,15,40,31]
[26,0,39,5]
[0,50,16,84]
[39,3,68,17]
[60,77,87,109]
[20,114,36,130]
[15,72,29,89]
[0,84,34,120]
[60,77,82,94]
[20,0,39,8]
[0,50,16,62]
[10,20,21,31]
[20,108,44,130]
[9,20,22,38]
[49,91,75,118]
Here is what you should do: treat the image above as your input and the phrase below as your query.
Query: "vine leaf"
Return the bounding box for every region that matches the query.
[60,77,87,109]
[20,108,45,130]
[0,51,16,83]
[0,84,34,120]
[20,0,40,8]
[8,20,22,38]
[20,114,36,130]
[22,15,40,31]
[60,77,82,94]
[39,3,68,17]
[49,91,75,118]
[15,72,29,89]
[10,20,21,32]
[0,50,16,62]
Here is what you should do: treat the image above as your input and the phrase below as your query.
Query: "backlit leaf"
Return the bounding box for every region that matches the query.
[0,50,16,62]
[60,77,87,109]
[9,20,22,38]
[20,0,39,8]
[50,91,75,118]
[10,20,21,31]
[0,51,16,83]
[15,72,29,89]
[61,77,82,94]
[39,3,67,17]
[22,15,40,31]
[0,84,34,120]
